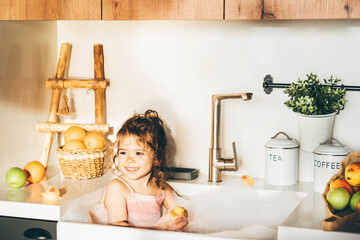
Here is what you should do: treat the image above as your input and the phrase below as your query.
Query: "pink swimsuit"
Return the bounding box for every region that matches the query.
[93,177,166,228]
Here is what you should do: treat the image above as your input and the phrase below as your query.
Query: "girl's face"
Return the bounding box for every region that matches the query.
[117,134,154,181]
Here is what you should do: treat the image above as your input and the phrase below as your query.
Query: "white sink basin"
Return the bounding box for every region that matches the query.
[59,175,307,240]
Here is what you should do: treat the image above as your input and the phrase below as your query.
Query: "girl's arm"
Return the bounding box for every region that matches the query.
[152,182,189,231]
[162,183,179,210]
[104,179,131,227]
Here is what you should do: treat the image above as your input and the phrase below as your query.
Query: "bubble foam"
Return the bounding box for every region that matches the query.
[175,184,301,239]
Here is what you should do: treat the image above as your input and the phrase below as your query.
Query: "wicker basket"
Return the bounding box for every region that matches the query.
[56,146,106,180]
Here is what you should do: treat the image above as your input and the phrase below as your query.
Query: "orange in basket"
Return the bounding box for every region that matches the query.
[64,126,87,143]
[84,132,105,149]
[63,139,86,150]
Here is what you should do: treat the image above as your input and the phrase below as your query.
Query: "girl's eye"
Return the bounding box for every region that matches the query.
[119,151,127,155]
[136,152,144,156]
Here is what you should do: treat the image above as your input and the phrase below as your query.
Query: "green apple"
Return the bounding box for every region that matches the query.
[350,191,360,211]
[5,167,27,189]
[326,187,350,211]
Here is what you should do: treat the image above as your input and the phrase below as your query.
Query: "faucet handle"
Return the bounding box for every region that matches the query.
[232,141,238,171]
[213,141,239,172]
[218,141,238,171]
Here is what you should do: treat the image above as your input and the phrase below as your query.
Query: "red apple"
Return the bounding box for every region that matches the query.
[356,200,360,211]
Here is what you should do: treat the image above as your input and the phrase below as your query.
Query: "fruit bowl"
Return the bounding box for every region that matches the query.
[56,146,106,180]
[58,127,107,180]
[322,151,360,232]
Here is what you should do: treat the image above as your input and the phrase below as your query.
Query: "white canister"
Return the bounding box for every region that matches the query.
[265,132,299,186]
[313,138,349,193]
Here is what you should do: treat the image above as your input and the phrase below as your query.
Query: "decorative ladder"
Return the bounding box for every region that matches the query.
[36,43,109,168]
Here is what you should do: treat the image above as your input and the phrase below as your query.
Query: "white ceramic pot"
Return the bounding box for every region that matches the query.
[297,112,335,152]
[265,132,299,186]
[313,138,349,193]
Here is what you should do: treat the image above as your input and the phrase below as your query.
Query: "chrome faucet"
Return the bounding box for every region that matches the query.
[209,93,253,183]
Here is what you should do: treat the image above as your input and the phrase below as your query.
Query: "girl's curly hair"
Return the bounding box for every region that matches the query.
[113,110,167,187]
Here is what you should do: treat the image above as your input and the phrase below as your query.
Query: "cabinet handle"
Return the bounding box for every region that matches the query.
[23,228,53,239]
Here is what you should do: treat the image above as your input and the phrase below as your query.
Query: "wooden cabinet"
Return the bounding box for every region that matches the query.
[1,0,359,21]
[102,0,223,20]
[225,0,360,20]
[0,0,101,20]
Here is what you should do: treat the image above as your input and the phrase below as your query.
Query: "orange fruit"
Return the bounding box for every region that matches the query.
[84,132,105,149]
[63,139,86,150]
[330,178,354,195]
[23,161,46,183]
[64,126,87,143]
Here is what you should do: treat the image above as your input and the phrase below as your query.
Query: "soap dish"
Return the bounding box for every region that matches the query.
[166,167,199,180]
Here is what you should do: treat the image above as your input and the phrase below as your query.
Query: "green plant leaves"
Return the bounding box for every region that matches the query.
[284,73,346,115]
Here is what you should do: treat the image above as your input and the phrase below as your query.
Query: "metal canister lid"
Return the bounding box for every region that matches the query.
[313,137,350,156]
[265,132,299,149]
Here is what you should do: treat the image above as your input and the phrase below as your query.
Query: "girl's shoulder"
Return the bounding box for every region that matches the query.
[105,177,132,198]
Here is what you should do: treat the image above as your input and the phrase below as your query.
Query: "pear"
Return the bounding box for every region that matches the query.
[345,162,360,187]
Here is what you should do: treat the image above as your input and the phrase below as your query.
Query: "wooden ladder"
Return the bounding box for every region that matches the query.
[36,43,109,168]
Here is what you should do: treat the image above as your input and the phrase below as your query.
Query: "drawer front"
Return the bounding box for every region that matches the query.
[0,215,57,240]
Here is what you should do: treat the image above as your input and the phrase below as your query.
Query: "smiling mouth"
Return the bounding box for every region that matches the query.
[126,167,139,172]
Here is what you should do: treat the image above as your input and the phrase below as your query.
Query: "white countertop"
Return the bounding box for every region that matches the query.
[0,168,113,221]
[1,169,359,239]
[0,168,61,221]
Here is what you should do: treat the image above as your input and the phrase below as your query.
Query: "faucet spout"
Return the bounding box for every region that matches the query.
[209,93,253,183]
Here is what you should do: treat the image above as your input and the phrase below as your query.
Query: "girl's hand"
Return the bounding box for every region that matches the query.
[153,210,189,231]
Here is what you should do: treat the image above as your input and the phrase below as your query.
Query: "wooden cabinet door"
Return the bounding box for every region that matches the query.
[102,0,223,20]
[225,0,263,20]
[0,0,101,20]
[225,0,360,20]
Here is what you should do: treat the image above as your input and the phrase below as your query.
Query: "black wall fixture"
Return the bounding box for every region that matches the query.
[263,74,360,94]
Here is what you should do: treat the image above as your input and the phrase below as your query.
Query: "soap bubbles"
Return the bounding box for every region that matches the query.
[175,183,301,239]
[62,180,301,240]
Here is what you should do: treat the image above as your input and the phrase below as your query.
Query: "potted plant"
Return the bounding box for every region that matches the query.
[284,73,346,152]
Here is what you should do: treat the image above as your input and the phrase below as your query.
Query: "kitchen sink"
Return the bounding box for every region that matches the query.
[59,174,307,240]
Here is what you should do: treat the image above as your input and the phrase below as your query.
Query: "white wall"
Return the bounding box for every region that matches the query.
[2,20,360,182]
[56,20,360,182]
[0,21,57,180]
